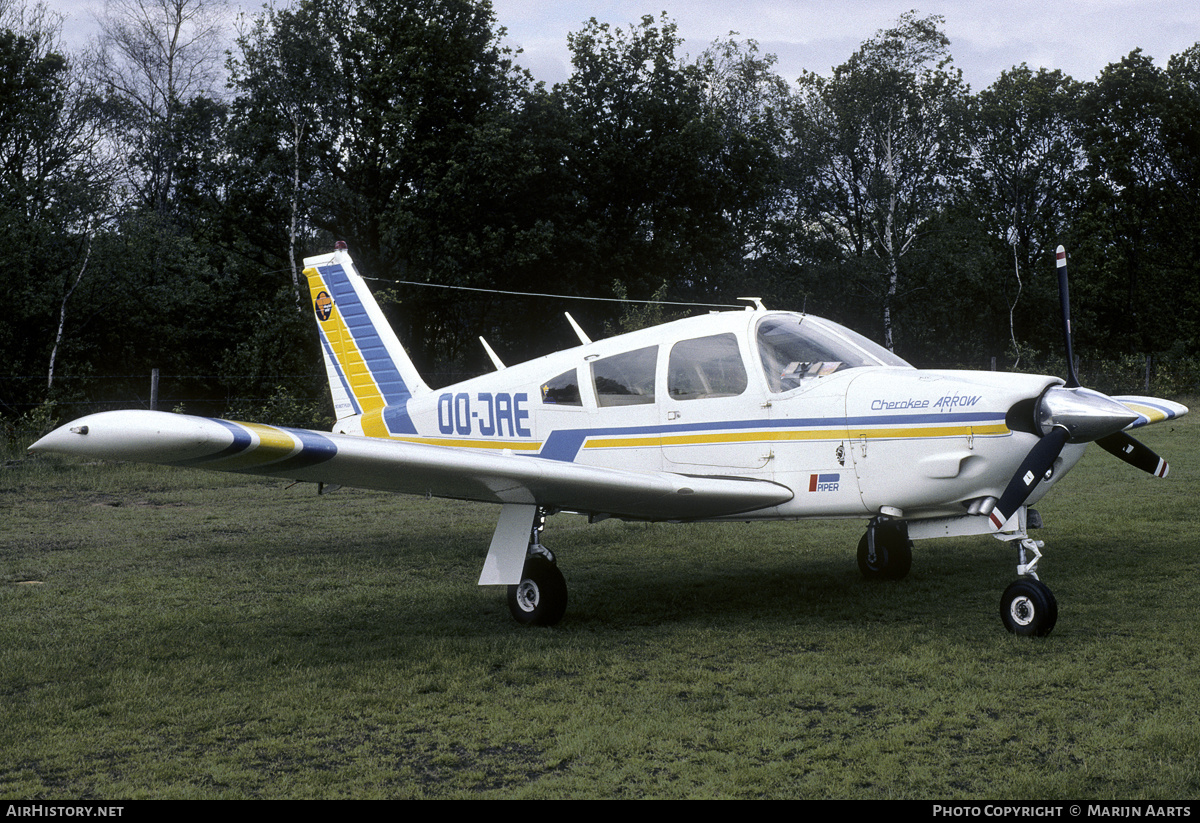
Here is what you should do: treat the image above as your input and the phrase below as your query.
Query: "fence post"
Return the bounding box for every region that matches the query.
[151,369,159,411]
[990,356,996,371]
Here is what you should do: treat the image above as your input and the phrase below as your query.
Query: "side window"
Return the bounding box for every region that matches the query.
[592,346,658,407]
[668,334,748,400]
[541,369,582,406]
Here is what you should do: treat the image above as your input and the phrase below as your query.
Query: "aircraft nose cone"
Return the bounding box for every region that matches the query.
[1036,386,1140,442]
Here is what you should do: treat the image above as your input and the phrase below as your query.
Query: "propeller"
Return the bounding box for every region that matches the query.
[989,246,1170,529]
[1096,431,1169,477]
[1056,246,1080,389]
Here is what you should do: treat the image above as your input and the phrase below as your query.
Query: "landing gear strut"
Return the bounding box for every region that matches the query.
[506,509,568,626]
[857,518,912,580]
[994,508,1057,637]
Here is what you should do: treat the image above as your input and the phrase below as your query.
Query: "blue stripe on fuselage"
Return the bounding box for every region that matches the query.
[536,411,1004,463]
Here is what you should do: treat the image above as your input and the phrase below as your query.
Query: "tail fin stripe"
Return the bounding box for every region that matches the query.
[315,332,364,416]
[318,263,413,407]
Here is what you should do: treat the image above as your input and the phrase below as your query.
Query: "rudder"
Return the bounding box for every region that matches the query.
[303,245,428,426]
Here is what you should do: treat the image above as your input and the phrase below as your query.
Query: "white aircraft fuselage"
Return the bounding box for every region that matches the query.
[334,307,1080,523]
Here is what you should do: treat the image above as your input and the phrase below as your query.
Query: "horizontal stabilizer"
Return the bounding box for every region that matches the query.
[30,411,794,521]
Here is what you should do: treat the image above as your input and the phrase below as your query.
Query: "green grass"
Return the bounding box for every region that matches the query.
[2,406,1198,798]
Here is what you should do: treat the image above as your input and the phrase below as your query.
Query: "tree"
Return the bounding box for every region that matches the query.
[228,0,570,375]
[695,35,791,279]
[92,0,227,215]
[0,3,117,406]
[228,0,341,307]
[964,65,1084,359]
[788,12,968,350]
[1073,50,1180,354]
[556,14,754,306]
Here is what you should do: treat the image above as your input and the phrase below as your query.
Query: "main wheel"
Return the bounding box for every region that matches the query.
[857,524,913,580]
[999,578,1058,637]
[507,556,568,626]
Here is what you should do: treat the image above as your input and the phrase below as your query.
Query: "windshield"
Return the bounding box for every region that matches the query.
[757,314,910,393]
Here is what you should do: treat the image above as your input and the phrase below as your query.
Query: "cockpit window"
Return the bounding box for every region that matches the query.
[541,369,582,406]
[592,346,658,406]
[669,334,747,400]
[757,314,910,393]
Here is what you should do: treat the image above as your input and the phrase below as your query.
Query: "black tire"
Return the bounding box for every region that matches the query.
[857,524,913,580]
[999,578,1058,637]
[507,556,568,626]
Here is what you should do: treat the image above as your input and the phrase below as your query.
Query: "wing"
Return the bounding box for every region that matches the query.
[30,410,794,520]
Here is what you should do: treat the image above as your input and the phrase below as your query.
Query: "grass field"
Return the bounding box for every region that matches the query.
[2,407,1198,799]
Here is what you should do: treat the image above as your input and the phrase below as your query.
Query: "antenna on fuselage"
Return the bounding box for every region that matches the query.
[479,337,506,370]
[564,312,592,345]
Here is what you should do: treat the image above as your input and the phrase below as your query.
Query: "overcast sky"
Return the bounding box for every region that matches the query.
[39,0,1200,92]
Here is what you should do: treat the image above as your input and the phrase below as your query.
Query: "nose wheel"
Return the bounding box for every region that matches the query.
[994,519,1057,637]
[999,578,1058,636]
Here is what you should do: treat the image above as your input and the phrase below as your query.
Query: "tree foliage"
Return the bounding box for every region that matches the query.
[4,1,1200,424]
[789,12,968,350]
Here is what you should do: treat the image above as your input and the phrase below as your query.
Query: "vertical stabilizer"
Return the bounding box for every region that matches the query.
[303,246,428,428]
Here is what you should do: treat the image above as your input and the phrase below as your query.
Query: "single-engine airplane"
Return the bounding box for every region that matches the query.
[31,243,1187,636]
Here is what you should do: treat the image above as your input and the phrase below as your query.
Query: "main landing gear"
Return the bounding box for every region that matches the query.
[857,518,912,580]
[506,510,568,627]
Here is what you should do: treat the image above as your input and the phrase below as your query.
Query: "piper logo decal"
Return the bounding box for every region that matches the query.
[315,291,333,321]
[808,473,840,492]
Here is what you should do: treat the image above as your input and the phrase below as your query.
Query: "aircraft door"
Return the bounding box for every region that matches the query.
[660,333,772,471]
[583,345,663,472]
[754,313,871,515]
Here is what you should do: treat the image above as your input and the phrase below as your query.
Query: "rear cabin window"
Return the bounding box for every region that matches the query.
[541,369,582,406]
[592,346,658,406]
[668,334,747,400]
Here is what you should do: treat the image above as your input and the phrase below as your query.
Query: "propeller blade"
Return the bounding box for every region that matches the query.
[989,426,1070,529]
[1056,245,1080,389]
[1096,431,1170,477]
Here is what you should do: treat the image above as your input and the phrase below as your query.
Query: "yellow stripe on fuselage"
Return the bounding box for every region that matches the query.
[305,265,386,413]
[845,422,1010,440]
[387,436,543,451]
[346,417,1009,457]
[585,422,1009,450]
[360,407,390,438]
